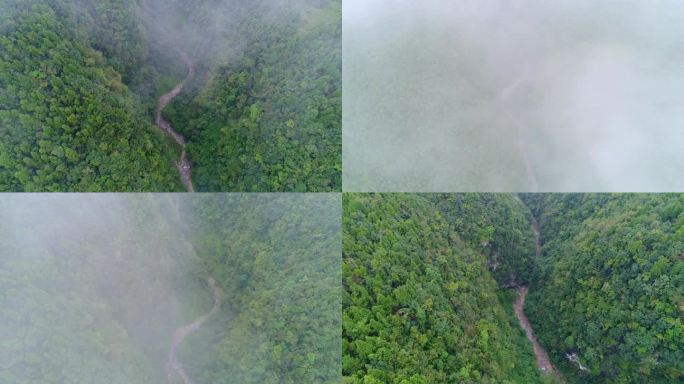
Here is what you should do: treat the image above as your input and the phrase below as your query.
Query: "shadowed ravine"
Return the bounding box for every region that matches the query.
[512,215,564,382]
[166,277,223,384]
[155,50,195,192]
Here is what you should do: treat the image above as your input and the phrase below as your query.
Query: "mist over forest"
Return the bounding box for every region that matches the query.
[0,0,341,191]
[0,193,341,383]
[343,0,684,192]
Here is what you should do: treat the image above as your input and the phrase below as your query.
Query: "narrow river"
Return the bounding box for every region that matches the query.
[155,50,195,192]
[512,214,564,382]
[166,277,222,384]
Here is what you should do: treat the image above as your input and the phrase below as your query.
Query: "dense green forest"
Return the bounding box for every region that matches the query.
[0,1,181,191]
[343,193,546,383]
[343,193,683,383]
[521,194,684,383]
[163,0,341,191]
[428,194,536,287]
[0,194,340,383]
[0,0,341,191]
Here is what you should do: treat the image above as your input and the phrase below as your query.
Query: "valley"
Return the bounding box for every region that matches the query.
[0,0,341,192]
[343,193,683,383]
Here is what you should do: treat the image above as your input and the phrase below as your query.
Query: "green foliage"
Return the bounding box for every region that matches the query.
[343,193,544,383]
[179,194,341,383]
[0,1,181,191]
[521,194,684,383]
[164,1,342,191]
[0,194,341,383]
[429,194,536,286]
[1,0,341,191]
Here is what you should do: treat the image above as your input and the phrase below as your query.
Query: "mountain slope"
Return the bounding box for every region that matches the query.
[522,194,684,383]
[343,193,543,383]
[0,1,180,191]
[163,0,341,191]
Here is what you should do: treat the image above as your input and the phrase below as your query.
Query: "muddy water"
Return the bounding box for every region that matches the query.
[155,50,195,192]
[514,286,562,379]
[166,277,222,384]
[512,215,564,382]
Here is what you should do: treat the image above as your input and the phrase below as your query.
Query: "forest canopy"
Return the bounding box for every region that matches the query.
[0,193,341,383]
[0,1,180,191]
[522,194,684,383]
[343,193,544,384]
[0,0,341,191]
[343,193,683,384]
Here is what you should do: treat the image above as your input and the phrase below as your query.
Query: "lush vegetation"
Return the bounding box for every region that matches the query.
[0,0,341,191]
[178,194,341,383]
[428,194,536,287]
[0,1,181,191]
[163,0,341,191]
[0,194,341,383]
[343,193,684,383]
[343,193,545,383]
[522,194,684,383]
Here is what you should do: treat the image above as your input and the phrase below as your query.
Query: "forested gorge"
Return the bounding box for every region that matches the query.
[0,194,341,383]
[343,193,683,383]
[163,0,341,191]
[0,0,341,191]
[521,194,684,383]
[343,194,546,383]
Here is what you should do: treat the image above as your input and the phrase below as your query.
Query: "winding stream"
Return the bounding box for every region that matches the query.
[166,277,222,384]
[155,50,195,192]
[512,214,564,382]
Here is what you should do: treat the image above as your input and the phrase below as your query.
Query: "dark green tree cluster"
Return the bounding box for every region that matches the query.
[44,0,149,81]
[429,194,536,286]
[521,194,684,383]
[343,193,544,384]
[0,1,181,191]
[163,0,341,191]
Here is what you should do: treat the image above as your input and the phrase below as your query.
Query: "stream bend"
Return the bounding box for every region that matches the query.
[155,50,195,192]
[166,277,222,384]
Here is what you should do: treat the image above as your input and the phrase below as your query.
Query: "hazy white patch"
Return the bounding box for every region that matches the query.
[343,0,684,191]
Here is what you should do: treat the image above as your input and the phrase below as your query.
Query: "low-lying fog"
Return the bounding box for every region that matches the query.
[343,0,684,191]
[0,193,341,384]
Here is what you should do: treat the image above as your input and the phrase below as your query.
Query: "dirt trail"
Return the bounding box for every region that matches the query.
[513,214,564,382]
[166,277,222,384]
[155,50,195,192]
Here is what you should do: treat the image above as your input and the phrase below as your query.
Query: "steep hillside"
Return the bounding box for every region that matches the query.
[521,194,684,383]
[429,194,536,287]
[0,2,181,191]
[179,194,341,383]
[163,0,341,191]
[342,193,543,383]
[0,0,341,191]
